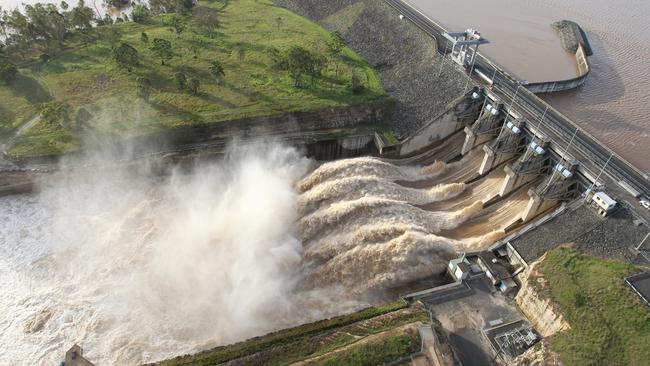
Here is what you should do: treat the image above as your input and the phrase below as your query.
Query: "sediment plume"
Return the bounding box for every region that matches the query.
[302,230,457,292]
[298,198,483,242]
[297,157,446,193]
[419,160,446,175]
[461,230,508,249]
[297,176,465,214]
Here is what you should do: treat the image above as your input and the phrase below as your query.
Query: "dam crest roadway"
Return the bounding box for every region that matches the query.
[378,0,650,222]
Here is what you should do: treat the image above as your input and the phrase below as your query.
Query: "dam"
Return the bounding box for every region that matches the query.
[1,1,649,365]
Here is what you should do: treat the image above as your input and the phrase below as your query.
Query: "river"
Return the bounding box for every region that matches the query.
[406,0,650,172]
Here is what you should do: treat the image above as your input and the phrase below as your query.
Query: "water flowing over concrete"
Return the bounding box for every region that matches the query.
[1,141,530,364]
[403,0,650,171]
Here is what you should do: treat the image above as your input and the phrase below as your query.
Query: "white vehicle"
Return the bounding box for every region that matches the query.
[640,199,650,210]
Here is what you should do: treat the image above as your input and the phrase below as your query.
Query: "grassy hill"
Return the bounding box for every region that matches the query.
[540,246,650,366]
[0,0,385,158]
[150,300,427,366]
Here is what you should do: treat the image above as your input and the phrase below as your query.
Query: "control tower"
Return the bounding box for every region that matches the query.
[443,29,489,69]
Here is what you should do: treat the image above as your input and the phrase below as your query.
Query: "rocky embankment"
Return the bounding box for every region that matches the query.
[552,20,593,56]
[511,255,568,365]
[516,256,570,337]
[275,0,467,138]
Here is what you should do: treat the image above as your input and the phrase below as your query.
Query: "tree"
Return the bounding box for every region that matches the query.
[169,15,185,35]
[327,31,346,76]
[69,0,95,30]
[132,5,151,23]
[0,49,18,84]
[0,61,18,85]
[100,14,113,26]
[209,61,225,83]
[188,76,200,95]
[174,71,187,90]
[140,31,149,44]
[39,53,51,64]
[279,46,326,88]
[150,38,173,65]
[350,72,364,94]
[136,77,152,101]
[75,107,92,128]
[112,42,139,72]
[103,0,129,8]
[39,101,70,127]
[23,3,67,49]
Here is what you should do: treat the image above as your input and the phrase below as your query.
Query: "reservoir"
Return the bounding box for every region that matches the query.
[405,0,650,171]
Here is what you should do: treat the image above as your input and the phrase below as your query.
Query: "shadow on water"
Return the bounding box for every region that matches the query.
[543,32,625,106]
[10,74,53,105]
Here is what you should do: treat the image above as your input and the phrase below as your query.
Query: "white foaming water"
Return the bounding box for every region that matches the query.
[0,144,346,365]
[1,143,513,365]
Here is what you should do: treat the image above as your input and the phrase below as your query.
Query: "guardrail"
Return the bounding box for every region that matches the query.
[384,0,650,196]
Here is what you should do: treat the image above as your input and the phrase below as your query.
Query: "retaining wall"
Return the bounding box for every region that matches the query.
[526,44,590,93]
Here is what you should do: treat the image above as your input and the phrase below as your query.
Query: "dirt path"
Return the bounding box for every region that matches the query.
[0,114,41,154]
[290,322,423,366]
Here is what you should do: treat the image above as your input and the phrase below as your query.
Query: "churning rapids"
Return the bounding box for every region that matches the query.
[0,143,511,365]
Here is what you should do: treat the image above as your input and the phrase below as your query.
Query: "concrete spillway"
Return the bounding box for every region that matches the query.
[296,122,556,295]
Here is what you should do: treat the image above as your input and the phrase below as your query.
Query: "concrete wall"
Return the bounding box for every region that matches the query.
[398,91,483,157]
[124,102,390,155]
[526,44,590,93]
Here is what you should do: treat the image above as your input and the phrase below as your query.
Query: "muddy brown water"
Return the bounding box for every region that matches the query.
[406,0,650,172]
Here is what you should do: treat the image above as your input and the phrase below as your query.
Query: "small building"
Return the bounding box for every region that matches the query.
[448,254,472,281]
[592,191,617,217]
[63,345,95,366]
[477,252,516,293]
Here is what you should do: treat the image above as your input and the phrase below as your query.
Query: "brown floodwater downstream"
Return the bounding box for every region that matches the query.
[406,0,650,172]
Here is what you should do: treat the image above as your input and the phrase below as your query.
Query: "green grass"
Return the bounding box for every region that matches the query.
[152,300,427,366]
[541,246,650,366]
[382,131,399,145]
[310,333,420,366]
[0,0,385,158]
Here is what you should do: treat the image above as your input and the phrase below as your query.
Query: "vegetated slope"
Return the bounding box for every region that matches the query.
[0,0,385,158]
[150,300,427,366]
[539,245,650,366]
[275,0,467,137]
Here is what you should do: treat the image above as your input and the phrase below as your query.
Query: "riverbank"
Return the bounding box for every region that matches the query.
[148,300,427,365]
[0,0,385,159]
